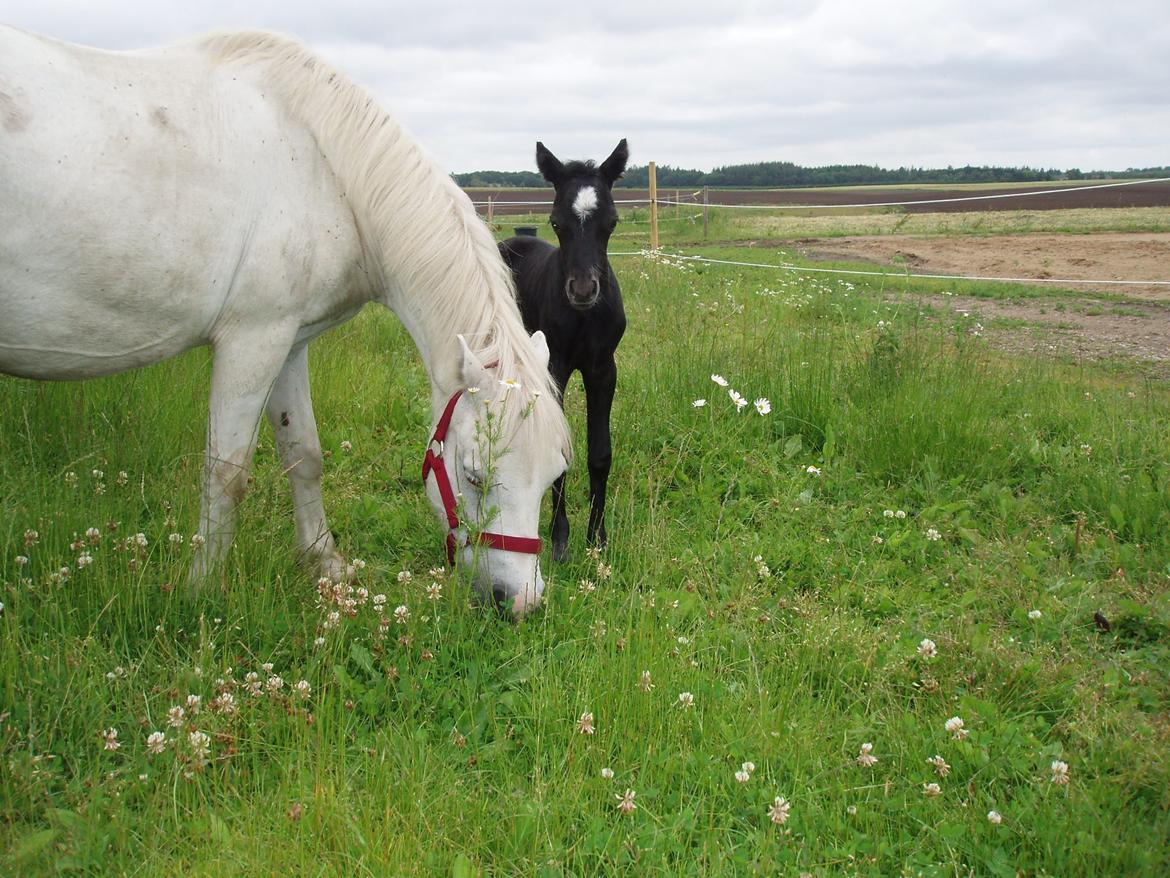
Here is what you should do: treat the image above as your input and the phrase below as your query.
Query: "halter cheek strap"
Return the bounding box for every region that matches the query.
[422,390,543,565]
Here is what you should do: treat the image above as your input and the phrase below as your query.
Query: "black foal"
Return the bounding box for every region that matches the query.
[499,139,629,562]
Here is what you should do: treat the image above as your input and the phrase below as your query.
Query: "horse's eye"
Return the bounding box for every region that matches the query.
[549,218,560,232]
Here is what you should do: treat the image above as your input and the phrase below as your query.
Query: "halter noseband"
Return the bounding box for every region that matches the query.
[422,389,543,565]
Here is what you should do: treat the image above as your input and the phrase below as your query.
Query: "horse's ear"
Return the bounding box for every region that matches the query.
[457,335,490,391]
[529,330,550,370]
[535,141,565,186]
[600,138,629,185]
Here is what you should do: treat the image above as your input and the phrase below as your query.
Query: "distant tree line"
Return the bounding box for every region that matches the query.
[454,162,1170,189]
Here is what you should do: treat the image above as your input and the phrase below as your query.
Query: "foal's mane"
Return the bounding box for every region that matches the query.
[196,31,570,460]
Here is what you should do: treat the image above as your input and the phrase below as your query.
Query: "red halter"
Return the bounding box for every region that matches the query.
[422,390,543,565]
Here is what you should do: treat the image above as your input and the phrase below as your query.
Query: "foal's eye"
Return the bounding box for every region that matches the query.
[549,218,560,232]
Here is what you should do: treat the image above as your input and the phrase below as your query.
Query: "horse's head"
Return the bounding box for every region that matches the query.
[536,139,629,310]
[424,332,568,617]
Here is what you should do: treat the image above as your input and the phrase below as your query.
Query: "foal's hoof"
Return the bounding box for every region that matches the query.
[551,539,569,564]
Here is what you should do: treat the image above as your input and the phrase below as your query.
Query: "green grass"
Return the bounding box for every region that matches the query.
[3,237,1170,875]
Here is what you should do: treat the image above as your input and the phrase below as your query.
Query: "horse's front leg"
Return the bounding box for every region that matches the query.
[190,330,296,588]
[549,358,573,563]
[265,344,347,583]
[583,356,617,550]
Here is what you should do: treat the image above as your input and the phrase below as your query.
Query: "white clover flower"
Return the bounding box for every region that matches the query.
[425,582,443,601]
[600,767,614,780]
[166,705,185,727]
[15,555,29,567]
[188,730,211,762]
[76,552,94,569]
[735,769,750,783]
[394,605,410,624]
[883,509,896,519]
[102,728,120,751]
[944,716,968,740]
[639,670,654,692]
[677,691,695,708]
[186,694,201,714]
[922,782,942,798]
[577,712,595,735]
[293,680,311,700]
[212,692,238,716]
[711,374,729,387]
[396,570,413,584]
[918,638,937,659]
[146,731,167,754]
[616,788,637,814]
[856,742,878,767]
[340,440,353,452]
[927,754,951,778]
[895,509,907,519]
[924,527,942,541]
[987,810,1003,824]
[1050,760,1070,785]
[767,796,791,825]
[742,761,756,773]
[190,534,206,550]
[1028,609,1042,620]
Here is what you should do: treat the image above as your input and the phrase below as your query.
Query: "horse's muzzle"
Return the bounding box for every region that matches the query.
[566,274,600,310]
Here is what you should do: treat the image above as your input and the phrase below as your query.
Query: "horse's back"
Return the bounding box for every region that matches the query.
[0,27,365,380]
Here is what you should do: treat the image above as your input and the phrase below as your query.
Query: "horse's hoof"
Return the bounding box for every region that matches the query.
[551,540,569,563]
[316,552,353,583]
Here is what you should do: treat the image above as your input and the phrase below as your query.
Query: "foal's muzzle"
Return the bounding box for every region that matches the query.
[565,274,600,309]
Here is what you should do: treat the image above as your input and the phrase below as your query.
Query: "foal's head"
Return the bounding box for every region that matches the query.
[536,139,629,310]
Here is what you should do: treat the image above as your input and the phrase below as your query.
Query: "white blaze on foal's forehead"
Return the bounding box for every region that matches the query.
[571,185,599,221]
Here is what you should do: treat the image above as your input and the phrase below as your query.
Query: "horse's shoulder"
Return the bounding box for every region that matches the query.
[499,236,556,273]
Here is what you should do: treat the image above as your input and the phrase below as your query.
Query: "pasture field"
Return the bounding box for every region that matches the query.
[3,212,1170,876]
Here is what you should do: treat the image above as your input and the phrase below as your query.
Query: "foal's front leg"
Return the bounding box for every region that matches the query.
[265,344,347,582]
[583,356,617,550]
[190,331,295,588]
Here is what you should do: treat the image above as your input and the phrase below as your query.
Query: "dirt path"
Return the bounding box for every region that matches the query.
[785,232,1170,372]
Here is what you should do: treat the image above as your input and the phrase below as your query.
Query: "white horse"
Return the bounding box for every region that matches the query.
[0,26,572,615]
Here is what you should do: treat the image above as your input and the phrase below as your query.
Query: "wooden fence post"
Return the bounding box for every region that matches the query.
[486,195,494,226]
[649,161,659,250]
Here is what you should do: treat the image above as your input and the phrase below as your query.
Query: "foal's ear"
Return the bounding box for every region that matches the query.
[529,330,550,370]
[457,335,491,391]
[535,141,565,186]
[600,138,629,185]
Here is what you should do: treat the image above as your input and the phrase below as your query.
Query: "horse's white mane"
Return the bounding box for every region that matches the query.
[196,31,570,460]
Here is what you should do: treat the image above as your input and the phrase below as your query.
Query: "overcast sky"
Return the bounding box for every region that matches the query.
[3,1,1167,174]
